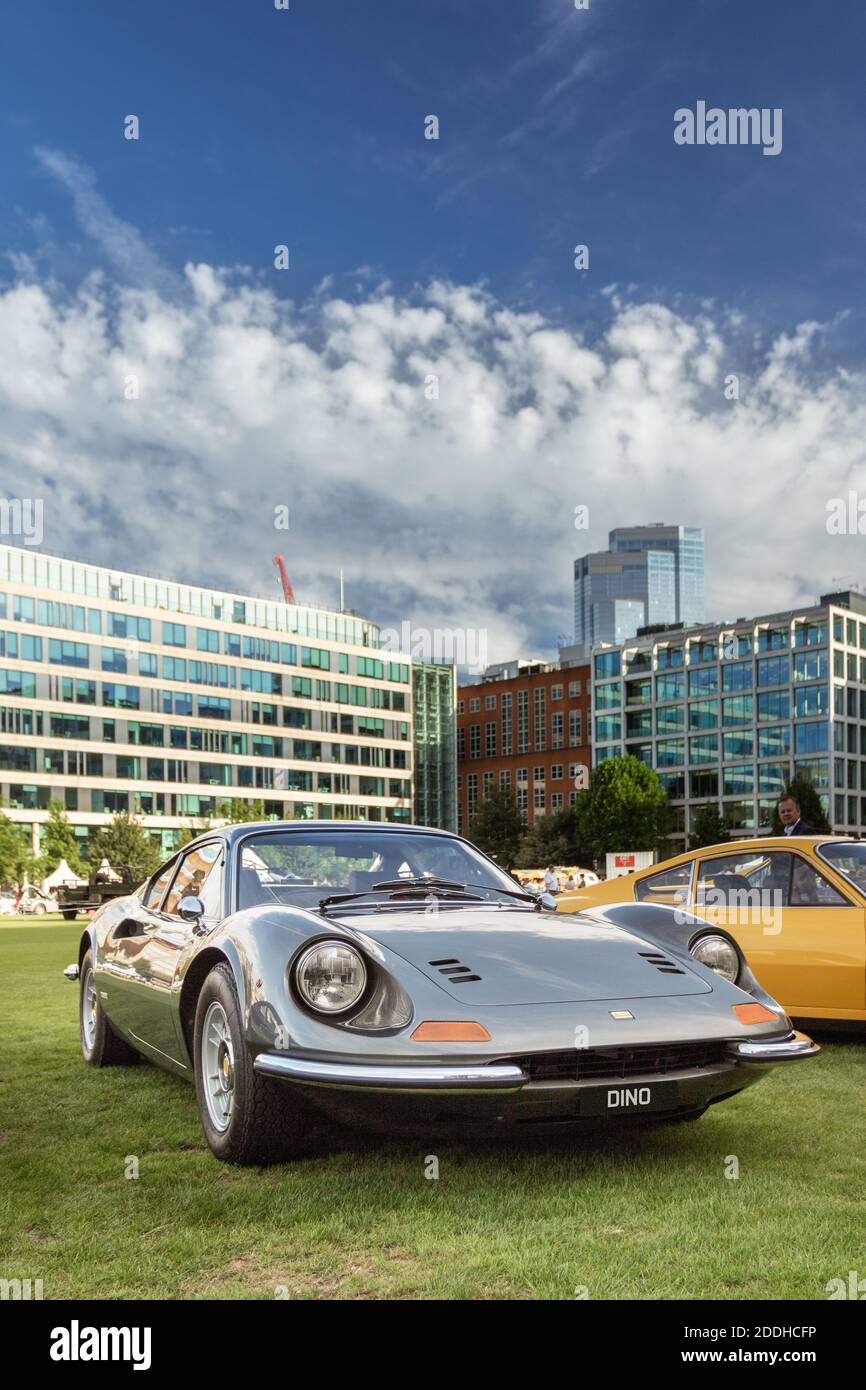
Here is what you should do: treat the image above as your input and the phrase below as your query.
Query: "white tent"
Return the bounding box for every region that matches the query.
[41,858,88,891]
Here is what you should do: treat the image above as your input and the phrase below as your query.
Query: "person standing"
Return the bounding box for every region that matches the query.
[543,865,560,894]
[778,795,815,836]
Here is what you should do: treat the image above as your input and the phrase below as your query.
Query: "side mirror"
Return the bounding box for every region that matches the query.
[539,892,558,912]
[178,896,205,926]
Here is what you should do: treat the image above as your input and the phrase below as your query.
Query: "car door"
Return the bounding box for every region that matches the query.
[102,843,223,1066]
[690,847,865,1015]
[98,856,179,1049]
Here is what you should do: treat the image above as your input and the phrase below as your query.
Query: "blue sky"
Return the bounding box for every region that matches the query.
[1,1,866,660]
[3,0,864,336]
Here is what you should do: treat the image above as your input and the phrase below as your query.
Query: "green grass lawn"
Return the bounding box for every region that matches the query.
[1,918,863,1301]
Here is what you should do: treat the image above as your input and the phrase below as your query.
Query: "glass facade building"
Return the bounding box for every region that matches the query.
[574,524,705,646]
[591,591,866,842]
[412,662,458,833]
[0,545,413,857]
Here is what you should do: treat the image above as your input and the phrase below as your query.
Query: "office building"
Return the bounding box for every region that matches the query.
[412,661,458,832]
[0,545,413,857]
[574,524,705,647]
[590,590,866,842]
[457,660,591,833]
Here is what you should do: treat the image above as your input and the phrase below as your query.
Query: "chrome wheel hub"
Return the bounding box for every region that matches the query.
[202,1001,235,1133]
[82,967,97,1052]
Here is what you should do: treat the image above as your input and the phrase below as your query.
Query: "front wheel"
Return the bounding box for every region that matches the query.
[193,963,315,1165]
[79,949,139,1066]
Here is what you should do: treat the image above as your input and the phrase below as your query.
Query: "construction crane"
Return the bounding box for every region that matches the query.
[272,555,296,605]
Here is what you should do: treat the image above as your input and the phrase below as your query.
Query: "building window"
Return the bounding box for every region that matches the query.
[533,766,545,783]
[485,721,496,757]
[517,690,529,753]
[457,700,464,714]
[457,727,465,759]
[551,764,563,780]
[569,710,582,746]
[485,694,496,710]
[551,684,563,700]
[551,712,564,749]
[501,692,513,756]
[469,697,480,713]
[469,724,480,759]
[534,688,546,751]
[551,792,564,811]
[568,679,581,697]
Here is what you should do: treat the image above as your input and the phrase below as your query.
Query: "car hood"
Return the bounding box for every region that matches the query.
[349,908,713,1006]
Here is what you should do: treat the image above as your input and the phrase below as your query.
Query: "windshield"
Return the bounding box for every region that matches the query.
[817,841,866,894]
[236,829,523,912]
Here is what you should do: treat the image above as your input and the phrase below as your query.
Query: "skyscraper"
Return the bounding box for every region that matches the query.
[574,524,705,646]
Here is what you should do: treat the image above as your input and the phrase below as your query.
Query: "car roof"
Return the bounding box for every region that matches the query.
[643,835,856,871]
[180,821,460,853]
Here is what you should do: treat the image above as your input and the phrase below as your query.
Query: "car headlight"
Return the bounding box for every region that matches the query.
[295,941,368,1014]
[690,934,740,983]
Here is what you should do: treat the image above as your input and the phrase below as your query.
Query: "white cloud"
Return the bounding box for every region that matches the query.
[35,147,175,292]
[1,256,865,665]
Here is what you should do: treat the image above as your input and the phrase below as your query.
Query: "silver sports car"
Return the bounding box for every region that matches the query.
[66,821,819,1165]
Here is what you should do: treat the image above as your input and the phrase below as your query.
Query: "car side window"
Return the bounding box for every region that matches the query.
[634,862,692,905]
[144,858,178,911]
[789,857,849,907]
[163,843,223,918]
[696,851,791,908]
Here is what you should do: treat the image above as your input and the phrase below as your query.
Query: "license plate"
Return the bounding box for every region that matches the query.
[579,1079,680,1117]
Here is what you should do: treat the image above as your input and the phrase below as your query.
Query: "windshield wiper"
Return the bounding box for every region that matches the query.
[318,876,537,913]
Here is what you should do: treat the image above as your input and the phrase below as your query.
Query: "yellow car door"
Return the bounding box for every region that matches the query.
[691,847,865,1017]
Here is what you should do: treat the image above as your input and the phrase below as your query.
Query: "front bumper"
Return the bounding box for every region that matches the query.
[254,1055,526,1091]
[253,1029,818,1126]
[727,1030,819,1063]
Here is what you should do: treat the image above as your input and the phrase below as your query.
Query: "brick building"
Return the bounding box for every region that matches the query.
[456,659,591,835]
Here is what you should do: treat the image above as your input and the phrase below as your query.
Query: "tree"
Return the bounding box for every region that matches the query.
[176,819,213,849]
[39,800,83,878]
[216,799,265,824]
[771,774,831,834]
[689,803,728,850]
[573,755,671,864]
[467,785,525,869]
[0,813,37,892]
[88,813,162,885]
[513,805,594,870]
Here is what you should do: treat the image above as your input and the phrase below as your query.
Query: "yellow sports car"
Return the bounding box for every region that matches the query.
[557,837,866,1025]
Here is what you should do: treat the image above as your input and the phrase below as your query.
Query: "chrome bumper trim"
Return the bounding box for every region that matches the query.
[254,1054,527,1092]
[727,1031,820,1063]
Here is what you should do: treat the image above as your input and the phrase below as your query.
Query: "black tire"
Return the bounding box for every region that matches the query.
[79,949,139,1066]
[193,962,314,1165]
[62,909,77,921]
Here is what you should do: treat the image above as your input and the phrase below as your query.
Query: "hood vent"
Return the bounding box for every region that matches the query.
[638,950,686,976]
[429,956,482,984]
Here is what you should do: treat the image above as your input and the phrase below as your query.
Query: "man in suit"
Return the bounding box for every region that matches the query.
[778,795,815,835]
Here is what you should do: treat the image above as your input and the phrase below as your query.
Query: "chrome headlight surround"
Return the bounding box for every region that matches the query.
[294,940,368,1016]
[689,932,741,984]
